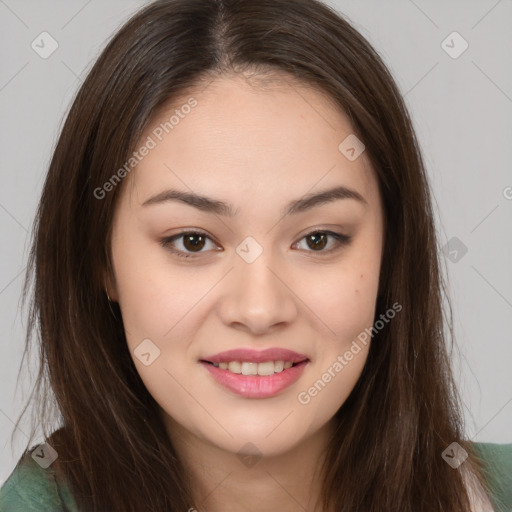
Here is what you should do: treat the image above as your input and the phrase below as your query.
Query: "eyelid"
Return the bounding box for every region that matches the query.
[160,229,219,258]
[161,228,351,259]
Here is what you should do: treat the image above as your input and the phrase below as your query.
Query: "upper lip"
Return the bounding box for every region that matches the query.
[201,348,309,364]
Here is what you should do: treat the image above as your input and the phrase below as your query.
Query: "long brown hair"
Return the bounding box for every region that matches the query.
[13,0,490,510]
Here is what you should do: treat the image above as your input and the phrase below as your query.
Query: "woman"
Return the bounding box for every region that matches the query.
[1,0,510,510]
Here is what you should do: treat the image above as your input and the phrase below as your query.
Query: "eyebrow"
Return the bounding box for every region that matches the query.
[141,185,367,217]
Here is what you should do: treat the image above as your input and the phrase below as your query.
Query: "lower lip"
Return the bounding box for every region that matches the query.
[200,360,309,399]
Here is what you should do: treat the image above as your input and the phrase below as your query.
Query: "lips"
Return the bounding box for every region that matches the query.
[201,348,309,365]
[201,360,309,398]
[199,347,310,398]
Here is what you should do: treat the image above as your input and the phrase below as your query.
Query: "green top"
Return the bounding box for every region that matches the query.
[472,443,512,512]
[1,442,511,511]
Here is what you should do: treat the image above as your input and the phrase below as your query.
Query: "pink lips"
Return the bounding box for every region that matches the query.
[200,348,310,399]
[202,348,309,364]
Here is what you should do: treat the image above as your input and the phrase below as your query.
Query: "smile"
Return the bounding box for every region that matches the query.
[200,358,309,399]
[206,360,297,375]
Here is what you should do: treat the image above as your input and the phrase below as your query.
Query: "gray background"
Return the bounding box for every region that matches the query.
[1,0,511,483]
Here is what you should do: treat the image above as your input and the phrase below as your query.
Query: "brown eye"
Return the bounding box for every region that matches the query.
[162,229,351,260]
[295,230,351,254]
[182,233,206,252]
[161,231,218,258]
[305,232,328,251]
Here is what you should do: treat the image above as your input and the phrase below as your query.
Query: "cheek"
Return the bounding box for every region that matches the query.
[111,229,198,340]
[298,343,370,410]
[295,272,376,417]
[304,254,381,347]
[298,237,381,415]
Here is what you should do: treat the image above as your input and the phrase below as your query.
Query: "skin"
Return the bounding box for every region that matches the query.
[108,71,384,512]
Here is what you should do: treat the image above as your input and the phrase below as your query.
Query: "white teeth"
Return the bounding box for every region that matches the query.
[241,362,258,375]
[257,361,275,376]
[228,361,242,374]
[211,359,299,375]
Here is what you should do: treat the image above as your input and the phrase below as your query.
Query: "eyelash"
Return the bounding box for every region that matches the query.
[160,229,351,259]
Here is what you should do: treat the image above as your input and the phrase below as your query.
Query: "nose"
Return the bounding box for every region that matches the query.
[217,254,298,336]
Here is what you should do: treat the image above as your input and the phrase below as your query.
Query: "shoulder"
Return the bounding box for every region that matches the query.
[0,443,78,512]
[471,442,512,512]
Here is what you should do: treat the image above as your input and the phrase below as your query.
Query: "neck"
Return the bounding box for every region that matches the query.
[164,416,335,512]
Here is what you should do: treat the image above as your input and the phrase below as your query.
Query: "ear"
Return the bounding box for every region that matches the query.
[103,269,119,303]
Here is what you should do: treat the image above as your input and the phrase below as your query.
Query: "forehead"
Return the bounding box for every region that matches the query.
[122,72,377,209]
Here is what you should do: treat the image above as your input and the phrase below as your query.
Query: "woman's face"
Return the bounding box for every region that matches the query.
[109,72,384,458]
